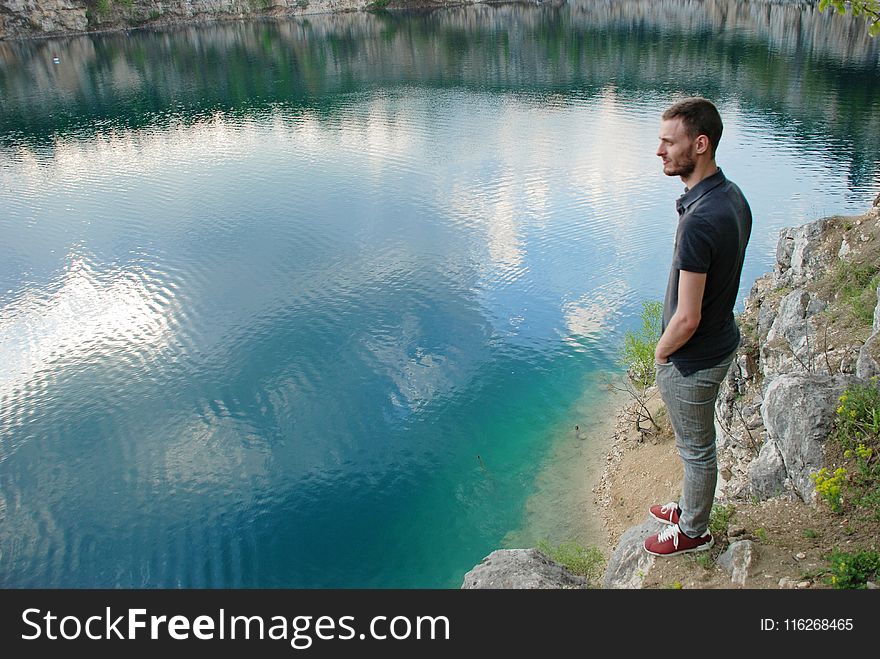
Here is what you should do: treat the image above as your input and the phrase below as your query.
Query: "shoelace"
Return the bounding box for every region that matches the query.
[660,502,678,518]
[656,524,681,549]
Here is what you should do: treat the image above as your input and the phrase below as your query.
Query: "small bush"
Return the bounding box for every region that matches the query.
[832,380,880,516]
[834,381,880,448]
[620,300,663,388]
[811,467,847,513]
[825,549,880,589]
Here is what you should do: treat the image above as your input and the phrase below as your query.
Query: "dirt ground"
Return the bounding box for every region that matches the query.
[595,393,880,589]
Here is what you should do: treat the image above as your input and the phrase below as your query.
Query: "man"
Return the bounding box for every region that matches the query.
[643,97,752,557]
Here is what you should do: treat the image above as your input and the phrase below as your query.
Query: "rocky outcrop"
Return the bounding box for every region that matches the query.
[760,373,856,501]
[856,283,880,379]
[1,0,88,35]
[716,198,880,506]
[461,548,589,589]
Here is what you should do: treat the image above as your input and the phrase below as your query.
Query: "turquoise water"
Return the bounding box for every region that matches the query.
[1,1,879,588]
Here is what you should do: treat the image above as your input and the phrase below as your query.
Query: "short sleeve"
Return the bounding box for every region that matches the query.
[672,214,714,273]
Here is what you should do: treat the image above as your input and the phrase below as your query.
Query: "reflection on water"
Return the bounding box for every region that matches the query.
[1,0,879,588]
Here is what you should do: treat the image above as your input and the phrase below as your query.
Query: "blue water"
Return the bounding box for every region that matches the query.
[1,1,879,587]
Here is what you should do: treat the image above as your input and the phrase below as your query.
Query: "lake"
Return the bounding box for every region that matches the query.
[1,0,879,587]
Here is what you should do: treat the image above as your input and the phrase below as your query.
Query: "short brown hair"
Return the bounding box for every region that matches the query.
[663,97,723,157]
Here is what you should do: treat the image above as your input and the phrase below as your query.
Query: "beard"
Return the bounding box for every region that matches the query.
[663,153,696,178]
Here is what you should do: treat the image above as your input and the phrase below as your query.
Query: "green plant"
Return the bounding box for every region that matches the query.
[829,260,880,326]
[536,540,605,585]
[831,380,880,515]
[834,381,880,448]
[709,503,734,536]
[664,581,683,589]
[753,527,768,542]
[296,0,309,7]
[366,0,391,10]
[802,528,820,539]
[95,0,110,14]
[820,1,880,37]
[824,549,880,588]
[620,300,663,388]
[811,467,847,513]
[692,552,714,570]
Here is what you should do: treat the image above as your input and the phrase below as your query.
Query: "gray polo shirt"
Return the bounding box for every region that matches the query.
[662,168,752,376]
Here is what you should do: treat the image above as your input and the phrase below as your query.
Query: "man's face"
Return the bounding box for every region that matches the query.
[656,117,697,179]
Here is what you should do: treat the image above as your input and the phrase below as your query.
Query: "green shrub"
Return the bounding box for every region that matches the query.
[825,549,880,589]
[620,300,663,388]
[834,381,880,448]
[832,380,880,516]
[811,467,847,513]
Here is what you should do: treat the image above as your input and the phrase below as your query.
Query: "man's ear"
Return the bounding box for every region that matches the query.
[694,135,710,155]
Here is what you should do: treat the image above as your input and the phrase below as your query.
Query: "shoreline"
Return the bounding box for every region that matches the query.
[502,377,629,554]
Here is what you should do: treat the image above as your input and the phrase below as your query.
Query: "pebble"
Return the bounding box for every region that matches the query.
[794,552,806,560]
[778,577,795,588]
[796,581,811,589]
[728,526,746,538]
[866,581,878,590]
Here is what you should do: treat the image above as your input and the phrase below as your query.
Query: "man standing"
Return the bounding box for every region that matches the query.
[643,97,752,557]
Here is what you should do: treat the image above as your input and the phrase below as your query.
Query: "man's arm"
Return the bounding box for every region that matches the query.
[655,270,707,363]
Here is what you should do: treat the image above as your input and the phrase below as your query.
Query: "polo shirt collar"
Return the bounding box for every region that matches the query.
[676,168,726,215]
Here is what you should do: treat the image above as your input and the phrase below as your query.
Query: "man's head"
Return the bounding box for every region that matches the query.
[657,97,723,181]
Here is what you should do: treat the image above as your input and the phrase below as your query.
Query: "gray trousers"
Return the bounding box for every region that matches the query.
[655,352,735,537]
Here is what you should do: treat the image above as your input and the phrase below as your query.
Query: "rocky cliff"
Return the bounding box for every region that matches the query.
[715,194,880,506]
[0,0,371,40]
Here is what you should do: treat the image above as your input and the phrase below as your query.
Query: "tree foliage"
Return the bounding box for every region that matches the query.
[820,1,880,36]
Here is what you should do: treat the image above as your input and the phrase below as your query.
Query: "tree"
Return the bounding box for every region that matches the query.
[820,1,880,36]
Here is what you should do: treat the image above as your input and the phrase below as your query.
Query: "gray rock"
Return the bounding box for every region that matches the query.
[461,549,588,589]
[718,540,758,586]
[774,218,833,288]
[856,284,880,379]
[874,282,880,333]
[757,298,779,339]
[761,374,855,501]
[602,517,663,589]
[748,439,787,500]
[857,332,880,380]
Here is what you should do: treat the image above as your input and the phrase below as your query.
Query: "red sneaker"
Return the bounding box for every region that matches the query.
[649,502,681,526]
[644,524,713,556]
